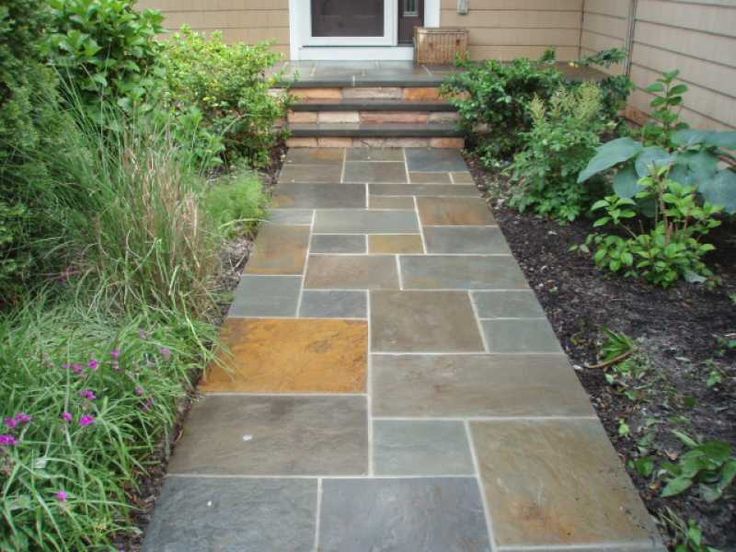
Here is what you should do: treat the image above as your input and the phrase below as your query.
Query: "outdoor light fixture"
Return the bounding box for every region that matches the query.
[457,0,468,15]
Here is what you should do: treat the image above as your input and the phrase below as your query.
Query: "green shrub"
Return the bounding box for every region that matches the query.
[577,48,634,125]
[204,172,269,239]
[0,297,216,550]
[162,27,287,168]
[585,168,722,287]
[47,0,164,112]
[443,53,564,167]
[0,0,63,301]
[509,82,608,221]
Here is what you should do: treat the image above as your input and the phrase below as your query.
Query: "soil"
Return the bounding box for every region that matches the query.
[115,144,286,552]
[466,155,736,551]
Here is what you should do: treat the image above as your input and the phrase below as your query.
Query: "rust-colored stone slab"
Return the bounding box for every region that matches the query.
[245,224,310,275]
[201,319,367,393]
[368,235,424,254]
[417,197,495,225]
[471,419,662,548]
[305,255,399,289]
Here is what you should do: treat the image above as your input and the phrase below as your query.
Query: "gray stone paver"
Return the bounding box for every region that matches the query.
[146,147,663,551]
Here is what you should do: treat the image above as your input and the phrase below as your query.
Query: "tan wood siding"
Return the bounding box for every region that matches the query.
[629,0,736,129]
[441,0,583,61]
[137,0,290,56]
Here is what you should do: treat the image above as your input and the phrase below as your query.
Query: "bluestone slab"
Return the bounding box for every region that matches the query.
[229,276,301,317]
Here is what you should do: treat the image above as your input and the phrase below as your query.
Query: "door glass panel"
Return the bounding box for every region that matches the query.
[403,0,417,17]
[312,0,384,37]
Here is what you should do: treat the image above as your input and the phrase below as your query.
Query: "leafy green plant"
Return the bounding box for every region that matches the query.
[577,47,634,124]
[659,431,736,503]
[578,71,736,214]
[162,27,287,168]
[595,328,650,401]
[661,510,721,552]
[443,53,564,166]
[204,171,270,238]
[586,167,722,287]
[509,82,608,221]
[47,0,164,112]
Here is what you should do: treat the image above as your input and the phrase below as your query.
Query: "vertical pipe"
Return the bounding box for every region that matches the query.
[624,0,638,76]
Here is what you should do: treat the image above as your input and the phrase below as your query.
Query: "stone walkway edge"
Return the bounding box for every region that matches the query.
[143,148,664,552]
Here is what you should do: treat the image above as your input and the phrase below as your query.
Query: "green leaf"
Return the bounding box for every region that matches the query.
[662,476,693,497]
[672,430,699,448]
[673,129,736,150]
[698,169,736,214]
[613,165,644,198]
[635,147,674,177]
[578,138,644,183]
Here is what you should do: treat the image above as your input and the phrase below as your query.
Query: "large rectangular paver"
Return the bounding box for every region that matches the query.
[368,234,423,253]
[300,290,367,318]
[372,354,594,417]
[311,234,366,254]
[482,318,562,353]
[318,478,491,552]
[370,183,478,197]
[417,197,495,225]
[245,224,310,275]
[401,255,528,289]
[344,161,407,183]
[285,147,344,165]
[472,290,545,318]
[228,276,301,317]
[373,420,473,476]
[201,318,367,393]
[347,148,404,161]
[313,209,419,233]
[305,255,399,289]
[143,477,316,552]
[424,226,510,254]
[273,183,365,209]
[279,163,342,183]
[471,419,662,548]
[406,148,467,172]
[371,291,484,352]
[167,395,368,476]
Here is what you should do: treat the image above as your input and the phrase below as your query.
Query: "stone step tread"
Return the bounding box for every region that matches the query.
[288,122,463,138]
[277,78,444,89]
[291,99,456,112]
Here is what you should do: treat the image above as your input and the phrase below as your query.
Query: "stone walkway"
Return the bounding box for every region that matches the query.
[143,148,664,551]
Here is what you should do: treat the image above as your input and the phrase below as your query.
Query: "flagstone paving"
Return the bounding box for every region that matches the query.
[144,147,665,551]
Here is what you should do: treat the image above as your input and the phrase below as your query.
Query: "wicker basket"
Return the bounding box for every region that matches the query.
[414,27,468,65]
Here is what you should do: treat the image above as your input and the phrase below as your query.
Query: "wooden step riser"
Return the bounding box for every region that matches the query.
[288,111,459,124]
[287,137,464,149]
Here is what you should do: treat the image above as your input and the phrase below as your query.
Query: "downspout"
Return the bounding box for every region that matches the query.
[578,0,586,59]
[624,0,638,76]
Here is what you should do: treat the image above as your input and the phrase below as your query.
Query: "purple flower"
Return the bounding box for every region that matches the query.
[0,434,18,446]
[56,490,68,502]
[61,411,73,423]
[79,389,96,401]
[71,363,84,375]
[134,386,145,396]
[79,415,96,427]
[4,413,32,429]
[111,349,121,360]
[159,347,172,361]
[88,359,100,371]
[141,398,155,412]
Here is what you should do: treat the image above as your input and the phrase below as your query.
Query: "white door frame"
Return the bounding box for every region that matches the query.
[289,0,440,60]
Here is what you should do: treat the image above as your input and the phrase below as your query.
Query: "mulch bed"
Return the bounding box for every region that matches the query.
[467,154,736,550]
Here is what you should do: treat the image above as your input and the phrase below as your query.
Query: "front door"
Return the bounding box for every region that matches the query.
[311,0,385,38]
[398,0,424,44]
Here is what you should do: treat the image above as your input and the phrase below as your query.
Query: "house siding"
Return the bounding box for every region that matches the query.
[136,0,290,57]
[440,0,583,61]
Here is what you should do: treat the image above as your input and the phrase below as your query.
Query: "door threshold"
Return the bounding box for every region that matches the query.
[298,46,414,61]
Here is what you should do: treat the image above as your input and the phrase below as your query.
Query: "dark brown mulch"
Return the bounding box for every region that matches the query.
[115,145,286,552]
[466,155,736,551]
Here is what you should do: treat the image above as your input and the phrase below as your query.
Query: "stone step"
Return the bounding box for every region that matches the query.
[286,122,464,149]
[287,110,459,125]
[290,99,456,112]
[279,85,447,103]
